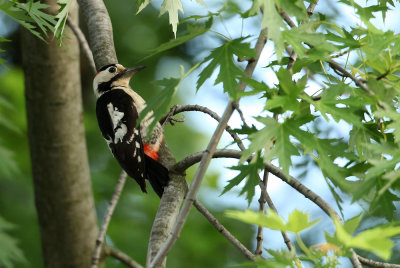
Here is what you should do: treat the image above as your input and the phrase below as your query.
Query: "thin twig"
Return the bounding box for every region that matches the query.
[105,246,144,268]
[255,170,268,255]
[282,1,319,71]
[232,103,250,129]
[193,200,256,261]
[328,61,374,95]
[264,191,294,251]
[148,28,269,268]
[358,256,400,268]
[261,170,294,252]
[91,171,128,268]
[66,18,97,74]
[160,104,245,151]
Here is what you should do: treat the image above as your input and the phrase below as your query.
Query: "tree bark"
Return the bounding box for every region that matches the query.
[76,0,188,266]
[21,1,98,267]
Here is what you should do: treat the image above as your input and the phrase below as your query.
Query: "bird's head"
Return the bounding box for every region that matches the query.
[93,63,146,98]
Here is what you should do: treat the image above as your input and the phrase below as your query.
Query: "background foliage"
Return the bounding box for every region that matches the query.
[1,0,400,267]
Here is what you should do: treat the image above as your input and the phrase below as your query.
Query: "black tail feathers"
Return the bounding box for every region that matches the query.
[145,155,170,197]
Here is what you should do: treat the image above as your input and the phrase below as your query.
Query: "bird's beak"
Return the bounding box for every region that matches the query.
[121,65,147,79]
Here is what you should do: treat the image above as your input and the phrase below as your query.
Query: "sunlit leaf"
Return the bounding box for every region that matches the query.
[334,219,400,260]
[160,0,183,38]
[226,209,319,234]
[54,0,72,43]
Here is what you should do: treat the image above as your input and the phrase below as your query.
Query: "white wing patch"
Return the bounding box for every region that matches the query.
[107,102,128,143]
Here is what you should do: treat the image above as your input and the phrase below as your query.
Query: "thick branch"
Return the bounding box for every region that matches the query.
[91,171,127,268]
[77,0,117,68]
[105,246,144,268]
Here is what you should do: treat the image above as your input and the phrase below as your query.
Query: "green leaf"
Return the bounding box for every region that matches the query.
[276,0,307,21]
[340,0,388,21]
[265,249,296,266]
[334,219,400,260]
[225,209,287,231]
[16,0,56,36]
[226,209,319,234]
[138,77,179,137]
[139,64,199,136]
[241,116,305,176]
[343,214,362,234]
[283,23,337,60]
[54,0,72,43]
[286,209,320,233]
[0,217,27,268]
[197,37,255,99]
[221,155,264,204]
[237,77,274,98]
[138,17,212,63]
[326,30,361,49]
[265,69,306,112]
[307,84,364,127]
[259,0,286,60]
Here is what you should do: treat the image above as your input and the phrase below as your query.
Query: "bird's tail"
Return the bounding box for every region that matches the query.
[145,155,170,197]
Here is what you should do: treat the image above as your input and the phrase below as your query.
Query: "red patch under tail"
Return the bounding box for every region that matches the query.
[144,143,159,161]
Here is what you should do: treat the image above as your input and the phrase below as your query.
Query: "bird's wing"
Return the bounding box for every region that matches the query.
[96,89,147,192]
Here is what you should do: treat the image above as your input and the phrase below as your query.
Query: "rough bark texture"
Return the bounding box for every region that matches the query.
[146,141,187,267]
[76,1,187,266]
[21,1,98,267]
[77,0,117,69]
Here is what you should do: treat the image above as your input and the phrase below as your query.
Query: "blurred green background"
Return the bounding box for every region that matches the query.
[0,1,254,267]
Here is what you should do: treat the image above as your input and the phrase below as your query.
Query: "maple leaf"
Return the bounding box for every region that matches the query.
[197,37,255,99]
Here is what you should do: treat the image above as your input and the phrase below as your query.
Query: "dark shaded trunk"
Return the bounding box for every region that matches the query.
[21,2,98,267]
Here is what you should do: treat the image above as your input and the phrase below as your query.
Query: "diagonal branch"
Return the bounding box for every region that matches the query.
[66,18,96,74]
[193,200,256,261]
[358,256,400,268]
[105,246,144,268]
[91,171,127,268]
[148,28,269,268]
[328,61,374,95]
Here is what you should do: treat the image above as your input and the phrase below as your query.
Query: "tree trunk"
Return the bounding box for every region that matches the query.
[21,1,98,267]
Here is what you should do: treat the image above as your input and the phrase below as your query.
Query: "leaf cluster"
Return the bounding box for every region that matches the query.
[0,0,71,47]
[136,0,400,264]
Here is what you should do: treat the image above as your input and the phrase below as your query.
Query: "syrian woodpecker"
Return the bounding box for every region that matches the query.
[93,63,169,197]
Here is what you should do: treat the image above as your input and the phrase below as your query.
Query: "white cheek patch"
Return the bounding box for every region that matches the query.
[107,103,128,143]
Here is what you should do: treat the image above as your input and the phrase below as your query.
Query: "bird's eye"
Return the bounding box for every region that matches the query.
[109,67,117,73]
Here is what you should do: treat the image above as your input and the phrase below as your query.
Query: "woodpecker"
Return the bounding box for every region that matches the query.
[93,63,169,197]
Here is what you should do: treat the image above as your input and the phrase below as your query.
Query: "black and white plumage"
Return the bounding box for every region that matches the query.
[93,64,169,197]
